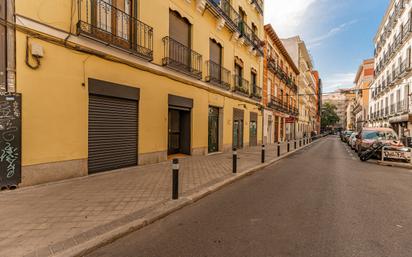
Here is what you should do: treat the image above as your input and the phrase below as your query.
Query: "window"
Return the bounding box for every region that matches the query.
[234,63,243,87]
[251,71,257,86]
[93,0,133,40]
[169,10,191,47]
[209,39,223,81]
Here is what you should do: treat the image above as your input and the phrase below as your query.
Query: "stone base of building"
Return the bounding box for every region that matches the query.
[21,159,88,187]
[139,151,168,165]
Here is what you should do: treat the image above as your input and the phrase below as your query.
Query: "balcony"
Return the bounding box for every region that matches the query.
[390,104,395,115]
[205,60,231,90]
[250,85,262,100]
[403,19,412,38]
[162,36,202,79]
[206,0,240,32]
[396,100,408,113]
[400,59,410,77]
[239,21,263,56]
[77,0,153,61]
[252,0,263,15]
[268,95,287,113]
[233,75,250,96]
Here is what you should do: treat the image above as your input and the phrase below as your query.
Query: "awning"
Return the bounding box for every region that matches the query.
[388,114,411,124]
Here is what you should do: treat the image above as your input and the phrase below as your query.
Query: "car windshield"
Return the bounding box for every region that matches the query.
[362,130,398,140]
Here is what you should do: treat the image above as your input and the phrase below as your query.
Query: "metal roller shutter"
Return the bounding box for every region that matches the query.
[88,94,138,173]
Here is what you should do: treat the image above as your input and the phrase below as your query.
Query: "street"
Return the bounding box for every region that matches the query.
[86,136,412,257]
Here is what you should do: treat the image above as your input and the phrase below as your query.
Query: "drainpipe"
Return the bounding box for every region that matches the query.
[4,0,15,92]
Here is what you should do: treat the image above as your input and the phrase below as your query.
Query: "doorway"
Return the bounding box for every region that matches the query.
[208,106,220,153]
[233,108,244,149]
[168,108,191,155]
[249,112,258,146]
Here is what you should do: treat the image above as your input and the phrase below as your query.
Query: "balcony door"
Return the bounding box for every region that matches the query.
[169,10,191,69]
[92,0,133,41]
[235,63,242,88]
[210,39,222,82]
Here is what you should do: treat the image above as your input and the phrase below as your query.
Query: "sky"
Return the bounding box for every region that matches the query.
[264,0,389,93]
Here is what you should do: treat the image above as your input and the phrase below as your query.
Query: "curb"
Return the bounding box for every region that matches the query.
[52,140,319,257]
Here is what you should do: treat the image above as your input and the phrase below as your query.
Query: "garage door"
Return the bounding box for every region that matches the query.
[88,79,139,174]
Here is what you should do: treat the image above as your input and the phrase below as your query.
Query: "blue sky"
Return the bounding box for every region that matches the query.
[264,0,388,92]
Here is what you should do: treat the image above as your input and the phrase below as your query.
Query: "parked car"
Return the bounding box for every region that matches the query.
[342,131,353,143]
[355,127,403,157]
[348,132,358,150]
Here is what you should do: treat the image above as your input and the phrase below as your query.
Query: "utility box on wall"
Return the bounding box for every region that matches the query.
[0,93,21,189]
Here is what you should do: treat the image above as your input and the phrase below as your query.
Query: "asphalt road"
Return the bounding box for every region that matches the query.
[86,136,412,257]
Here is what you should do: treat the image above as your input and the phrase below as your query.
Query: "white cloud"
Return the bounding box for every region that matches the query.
[308,19,357,47]
[322,73,356,92]
[264,0,318,37]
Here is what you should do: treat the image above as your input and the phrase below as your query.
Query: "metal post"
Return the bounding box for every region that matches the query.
[294,140,297,149]
[261,144,265,163]
[287,141,290,152]
[277,142,280,157]
[172,158,179,200]
[299,139,302,147]
[233,148,237,173]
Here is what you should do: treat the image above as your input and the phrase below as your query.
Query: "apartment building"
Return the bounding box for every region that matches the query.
[313,70,322,134]
[371,0,412,138]
[353,58,374,131]
[263,24,299,144]
[282,36,317,138]
[323,92,351,129]
[1,0,265,187]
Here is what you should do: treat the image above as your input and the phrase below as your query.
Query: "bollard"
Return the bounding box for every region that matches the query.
[294,141,297,149]
[277,142,280,157]
[261,144,265,163]
[233,148,237,173]
[172,158,179,200]
[287,141,290,152]
[299,139,302,147]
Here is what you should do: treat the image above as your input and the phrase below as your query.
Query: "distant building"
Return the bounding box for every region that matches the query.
[353,59,374,130]
[282,36,318,138]
[323,91,354,129]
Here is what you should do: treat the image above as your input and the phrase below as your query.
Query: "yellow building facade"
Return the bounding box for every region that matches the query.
[6,0,265,186]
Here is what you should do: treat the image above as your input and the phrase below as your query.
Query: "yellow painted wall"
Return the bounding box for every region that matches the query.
[16,34,263,166]
[16,0,264,87]
[15,0,264,168]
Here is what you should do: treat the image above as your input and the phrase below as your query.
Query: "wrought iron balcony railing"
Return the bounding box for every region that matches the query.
[162,36,203,79]
[233,75,250,96]
[268,95,290,113]
[238,21,263,56]
[252,0,263,15]
[390,104,395,114]
[207,0,240,32]
[205,60,231,90]
[77,0,153,61]
[250,85,262,100]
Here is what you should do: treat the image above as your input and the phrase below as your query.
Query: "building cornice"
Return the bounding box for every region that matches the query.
[264,24,300,75]
[374,0,395,43]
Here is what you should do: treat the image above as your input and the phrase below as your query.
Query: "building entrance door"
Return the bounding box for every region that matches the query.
[168,108,191,155]
[233,108,244,149]
[208,106,219,153]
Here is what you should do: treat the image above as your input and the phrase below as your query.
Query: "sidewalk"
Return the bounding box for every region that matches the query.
[0,139,314,257]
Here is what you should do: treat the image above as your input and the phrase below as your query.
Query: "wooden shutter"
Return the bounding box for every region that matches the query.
[210,39,222,65]
[169,10,190,47]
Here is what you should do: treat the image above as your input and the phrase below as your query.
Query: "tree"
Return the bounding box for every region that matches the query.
[321,103,340,130]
